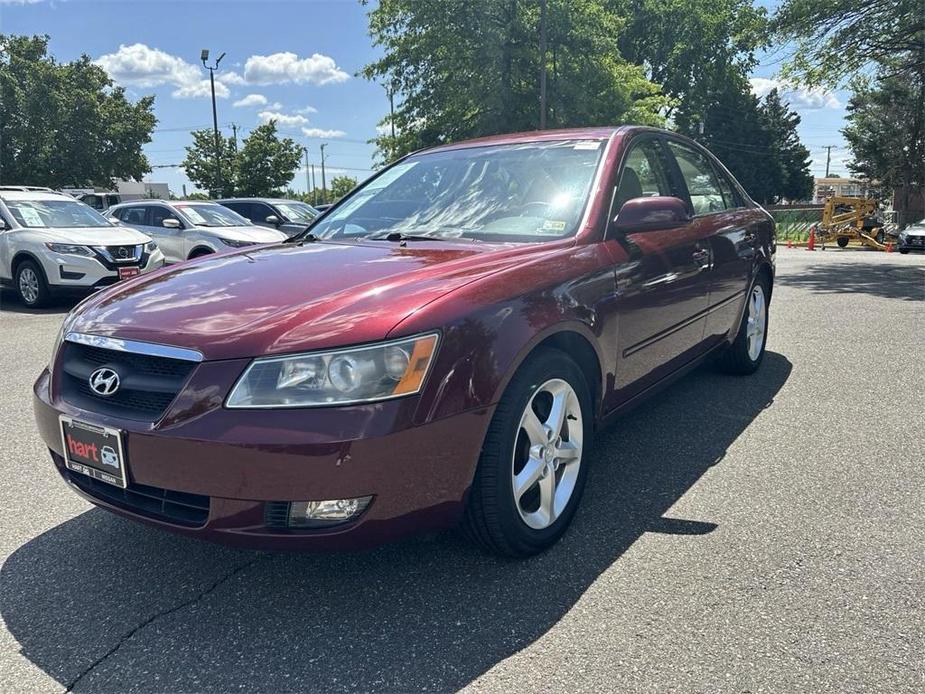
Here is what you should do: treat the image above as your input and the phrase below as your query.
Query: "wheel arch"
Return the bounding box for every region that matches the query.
[11,250,49,281]
[187,245,215,259]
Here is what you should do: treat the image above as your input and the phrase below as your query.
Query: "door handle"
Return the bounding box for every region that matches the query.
[691,248,711,270]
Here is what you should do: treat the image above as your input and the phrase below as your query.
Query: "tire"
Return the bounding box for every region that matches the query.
[15,260,50,308]
[462,347,592,557]
[899,249,908,255]
[716,273,770,375]
[836,236,849,248]
[875,231,885,244]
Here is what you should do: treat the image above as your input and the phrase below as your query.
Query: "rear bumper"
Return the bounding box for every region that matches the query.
[34,368,492,550]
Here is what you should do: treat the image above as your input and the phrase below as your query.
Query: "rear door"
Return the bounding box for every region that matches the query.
[663,139,765,347]
[607,135,713,401]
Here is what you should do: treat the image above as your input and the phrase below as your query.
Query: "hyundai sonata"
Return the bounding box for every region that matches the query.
[34,126,774,556]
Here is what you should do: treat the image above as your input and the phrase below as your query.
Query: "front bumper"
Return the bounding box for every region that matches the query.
[44,248,165,294]
[33,367,492,550]
[898,236,925,252]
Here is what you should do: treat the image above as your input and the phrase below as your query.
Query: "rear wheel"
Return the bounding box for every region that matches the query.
[462,348,592,557]
[15,260,50,308]
[716,274,769,375]
[836,236,849,248]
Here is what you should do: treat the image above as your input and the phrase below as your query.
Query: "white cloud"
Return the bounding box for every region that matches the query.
[218,71,246,86]
[95,43,230,99]
[172,79,229,99]
[95,43,200,88]
[749,77,841,110]
[0,0,46,5]
[257,110,309,127]
[244,52,349,86]
[296,105,319,114]
[302,127,347,139]
[233,93,268,108]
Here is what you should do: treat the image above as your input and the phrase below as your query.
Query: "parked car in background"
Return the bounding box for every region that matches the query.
[106,200,287,263]
[35,126,774,556]
[0,186,164,307]
[897,220,925,253]
[314,203,333,213]
[77,192,124,211]
[218,198,320,237]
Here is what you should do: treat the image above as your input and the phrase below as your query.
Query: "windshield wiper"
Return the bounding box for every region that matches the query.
[284,232,319,245]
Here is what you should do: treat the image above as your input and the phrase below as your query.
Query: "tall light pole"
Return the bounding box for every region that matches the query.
[539,0,548,129]
[201,48,225,198]
[302,147,311,197]
[319,143,328,204]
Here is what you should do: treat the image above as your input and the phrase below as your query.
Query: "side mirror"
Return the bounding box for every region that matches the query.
[0,218,8,230]
[162,217,181,229]
[265,215,281,226]
[108,216,120,224]
[612,196,691,234]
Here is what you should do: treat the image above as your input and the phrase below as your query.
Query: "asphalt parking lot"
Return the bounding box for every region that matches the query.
[1,248,923,693]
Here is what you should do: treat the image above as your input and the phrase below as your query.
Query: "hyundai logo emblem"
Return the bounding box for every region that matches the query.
[88,367,121,397]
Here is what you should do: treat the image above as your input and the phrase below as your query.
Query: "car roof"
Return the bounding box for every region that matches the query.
[218,198,306,204]
[0,189,73,201]
[423,126,636,154]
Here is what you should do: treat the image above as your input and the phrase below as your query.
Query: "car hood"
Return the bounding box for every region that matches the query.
[202,225,287,243]
[33,225,150,245]
[902,226,925,237]
[67,240,551,360]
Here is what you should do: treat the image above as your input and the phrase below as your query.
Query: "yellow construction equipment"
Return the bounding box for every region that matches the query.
[815,196,889,250]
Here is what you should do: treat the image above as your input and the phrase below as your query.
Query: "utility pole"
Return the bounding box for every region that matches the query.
[310,164,317,206]
[230,123,239,153]
[389,84,396,139]
[320,143,328,204]
[303,147,311,196]
[539,0,548,129]
[201,49,226,198]
[824,146,833,177]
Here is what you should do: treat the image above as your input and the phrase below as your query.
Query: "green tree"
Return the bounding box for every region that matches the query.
[328,175,358,202]
[759,89,814,202]
[182,121,302,198]
[362,0,668,162]
[0,34,156,188]
[235,122,303,197]
[180,129,237,197]
[773,0,924,87]
[613,0,768,124]
[842,59,925,224]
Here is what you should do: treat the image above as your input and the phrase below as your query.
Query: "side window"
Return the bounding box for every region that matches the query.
[149,206,179,228]
[121,206,148,225]
[250,203,271,223]
[666,141,726,215]
[223,202,248,219]
[714,168,743,209]
[614,139,674,212]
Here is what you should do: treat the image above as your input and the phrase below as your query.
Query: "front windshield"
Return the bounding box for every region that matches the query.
[5,199,113,228]
[175,203,251,227]
[276,202,318,222]
[311,139,605,243]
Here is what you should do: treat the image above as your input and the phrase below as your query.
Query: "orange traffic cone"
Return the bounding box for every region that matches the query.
[886,241,893,253]
[787,238,793,249]
[806,227,816,251]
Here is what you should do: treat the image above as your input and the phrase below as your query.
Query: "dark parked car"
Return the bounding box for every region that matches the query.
[34,127,775,557]
[217,198,319,237]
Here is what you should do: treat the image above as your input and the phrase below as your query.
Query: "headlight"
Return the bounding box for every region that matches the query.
[46,243,93,256]
[226,333,439,408]
[145,240,158,252]
[219,237,254,248]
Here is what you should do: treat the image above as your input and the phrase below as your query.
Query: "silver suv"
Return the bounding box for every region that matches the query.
[107,200,287,264]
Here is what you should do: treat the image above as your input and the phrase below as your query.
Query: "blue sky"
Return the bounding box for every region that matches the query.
[1,0,850,195]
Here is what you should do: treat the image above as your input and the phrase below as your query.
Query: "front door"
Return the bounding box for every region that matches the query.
[146,206,186,262]
[604,136,713,406]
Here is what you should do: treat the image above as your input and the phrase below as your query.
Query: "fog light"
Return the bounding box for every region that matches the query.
[288,496,372,527]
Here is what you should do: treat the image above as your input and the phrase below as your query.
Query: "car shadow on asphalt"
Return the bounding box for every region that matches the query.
[0,290,76,315]
[774,259,925,302]
[2,353,792,692]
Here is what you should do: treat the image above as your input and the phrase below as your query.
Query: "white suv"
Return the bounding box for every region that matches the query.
[0,187,165,308]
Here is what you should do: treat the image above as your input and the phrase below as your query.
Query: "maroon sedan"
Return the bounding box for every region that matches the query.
[33,127,774,556]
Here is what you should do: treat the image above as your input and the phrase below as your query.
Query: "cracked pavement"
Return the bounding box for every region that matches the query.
[1,248,923,693]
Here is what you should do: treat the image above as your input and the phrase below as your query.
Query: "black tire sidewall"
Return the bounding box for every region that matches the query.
[486,350,593,554]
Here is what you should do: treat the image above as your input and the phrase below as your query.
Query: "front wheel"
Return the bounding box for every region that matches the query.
[836,236,850,248]
[462,348,592,557]
[716,275,770,375]
[15,260,50,308]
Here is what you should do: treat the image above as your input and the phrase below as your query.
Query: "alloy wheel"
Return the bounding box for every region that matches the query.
[18,267,40,305]
[746,284,767,361]
[512,378,583,530]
